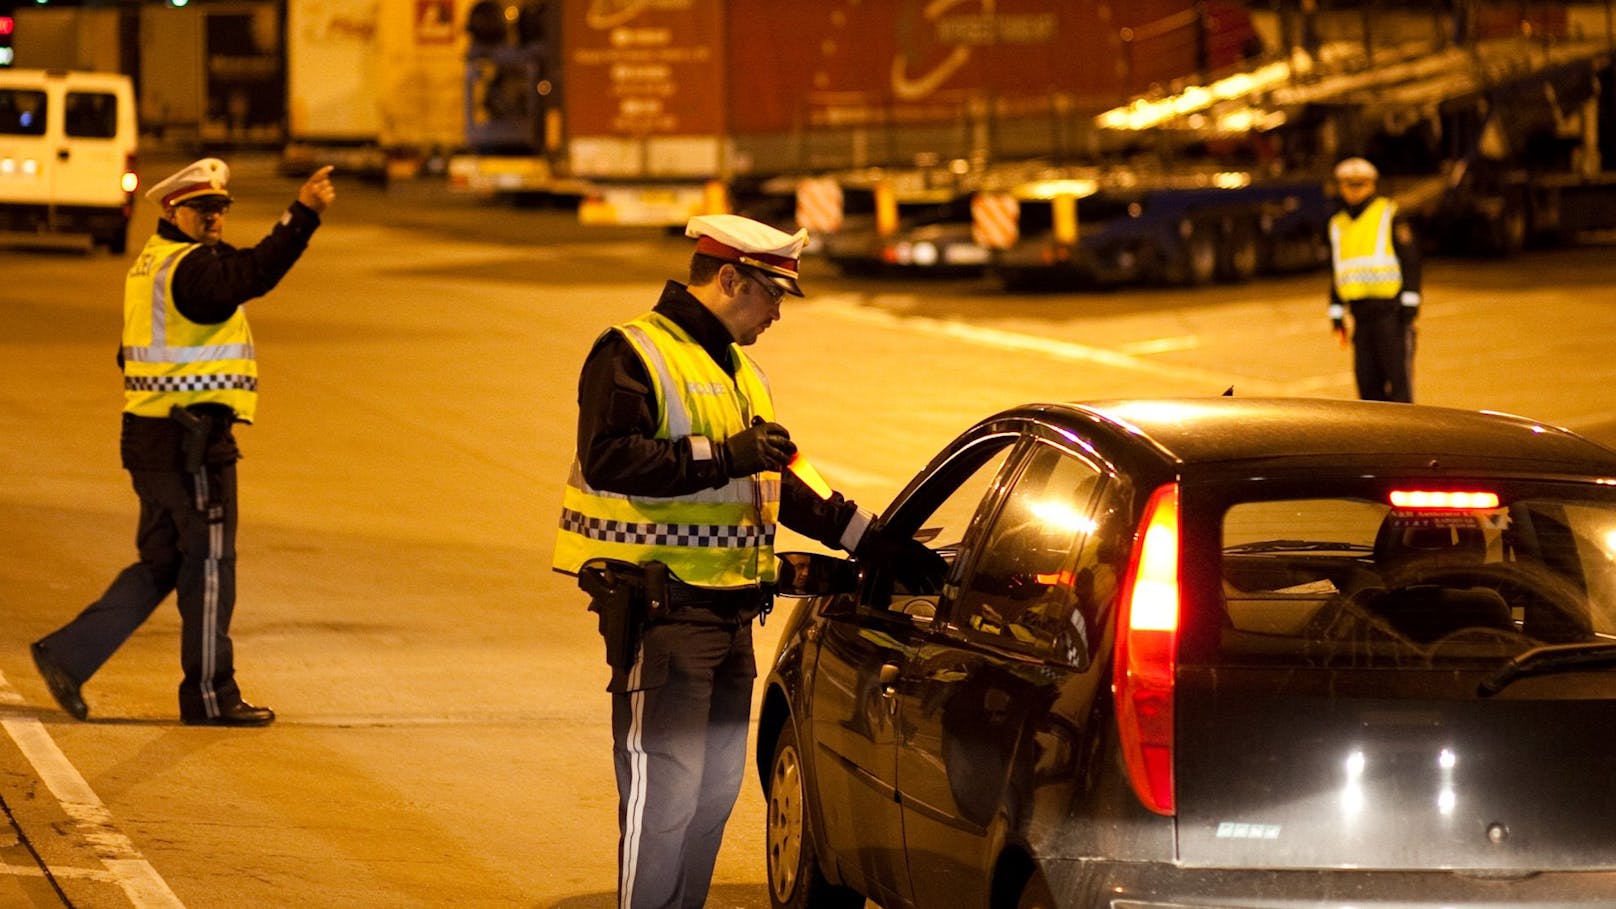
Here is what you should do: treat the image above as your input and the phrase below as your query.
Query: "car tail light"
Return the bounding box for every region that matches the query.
[1113,483,1179,815]
[1388,489,1499,510]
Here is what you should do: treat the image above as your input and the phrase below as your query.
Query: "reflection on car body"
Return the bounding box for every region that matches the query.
[756,397,1616,909]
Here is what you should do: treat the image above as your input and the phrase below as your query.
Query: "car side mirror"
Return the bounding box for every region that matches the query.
[775,551,859,598]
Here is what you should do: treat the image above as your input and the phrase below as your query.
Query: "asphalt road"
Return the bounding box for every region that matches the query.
[1,152,1614,908]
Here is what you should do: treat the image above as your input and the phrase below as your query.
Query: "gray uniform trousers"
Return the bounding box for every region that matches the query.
[611,612,755,909]
[38,464,242,718]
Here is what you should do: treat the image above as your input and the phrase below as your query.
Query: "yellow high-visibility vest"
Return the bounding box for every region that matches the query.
[1330,197,1404,302]
[121,234,259,422]
[553,311,780,588]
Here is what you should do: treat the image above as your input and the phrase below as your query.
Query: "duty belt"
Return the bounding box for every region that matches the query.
[666,581,770,622]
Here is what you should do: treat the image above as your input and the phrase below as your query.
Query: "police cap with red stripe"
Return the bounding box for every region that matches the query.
[686,214,809,297]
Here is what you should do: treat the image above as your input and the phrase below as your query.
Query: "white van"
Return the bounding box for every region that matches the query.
[0,69,138,253]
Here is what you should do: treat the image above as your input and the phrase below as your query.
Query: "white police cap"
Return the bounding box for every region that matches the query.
[686,213,809,297]
[146,157,232,208]
[1333,157,1379,182]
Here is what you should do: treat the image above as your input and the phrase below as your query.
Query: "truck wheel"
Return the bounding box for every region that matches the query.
[1490,203,1527,257]
[1216,225,1259,282]
[1177,228,1217,286]
[766,721,865,909]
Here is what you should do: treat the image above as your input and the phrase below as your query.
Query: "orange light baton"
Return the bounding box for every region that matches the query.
[786,452,834,500]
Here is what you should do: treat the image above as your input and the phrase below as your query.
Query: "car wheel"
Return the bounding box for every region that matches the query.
[1016,867,1056,909]
[767,721,865,909]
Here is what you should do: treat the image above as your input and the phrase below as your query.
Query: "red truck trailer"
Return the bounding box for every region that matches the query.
[448,0,1253,224]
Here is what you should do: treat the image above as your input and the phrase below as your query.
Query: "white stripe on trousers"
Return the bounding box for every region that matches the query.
[620,650,648,908]
[194,470,221,718]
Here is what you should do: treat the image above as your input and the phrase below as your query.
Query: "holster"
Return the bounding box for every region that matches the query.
[169,404,212,477]
[578,559,671,670]
[169,405,223,520]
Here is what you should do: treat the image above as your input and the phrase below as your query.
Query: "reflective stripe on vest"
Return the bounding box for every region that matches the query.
[553,311,780,588]
[121,234,260,421]
[1330,197,1403,302]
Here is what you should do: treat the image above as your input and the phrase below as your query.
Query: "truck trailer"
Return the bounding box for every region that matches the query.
[448,0,1257,225]
[282,0,467,179]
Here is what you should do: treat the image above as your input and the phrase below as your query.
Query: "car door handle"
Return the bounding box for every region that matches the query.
[878,662,901,697]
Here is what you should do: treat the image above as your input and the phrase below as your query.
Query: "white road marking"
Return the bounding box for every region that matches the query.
[807,295,1293,394]
[0,671,186,909]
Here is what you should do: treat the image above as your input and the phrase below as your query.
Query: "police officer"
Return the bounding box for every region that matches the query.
[554,214,939,909]
[31,157,335,725]
[1328,156,1423,402]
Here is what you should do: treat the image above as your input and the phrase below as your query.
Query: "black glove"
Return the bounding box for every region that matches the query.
[719,421,796,477]
[857,526,949,595]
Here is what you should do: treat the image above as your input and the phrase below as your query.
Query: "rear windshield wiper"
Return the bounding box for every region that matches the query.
[1478,642,1616,696]
[1224,540,1373,554]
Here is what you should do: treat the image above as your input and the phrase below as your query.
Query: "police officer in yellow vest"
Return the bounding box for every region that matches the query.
[31,158,335,726]
[556,214,942,909]
[1328,156,1423,402]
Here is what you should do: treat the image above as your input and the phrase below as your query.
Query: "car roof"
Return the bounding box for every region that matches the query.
[1005,397,1616,476]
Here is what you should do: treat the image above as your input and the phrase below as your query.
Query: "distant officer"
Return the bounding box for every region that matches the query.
[1328,156,1423,402]
[31,157,335,725]
[554,214,941,909]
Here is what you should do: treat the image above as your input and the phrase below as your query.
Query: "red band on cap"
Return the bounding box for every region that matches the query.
[162,183,229,208]
[694,236,798,275]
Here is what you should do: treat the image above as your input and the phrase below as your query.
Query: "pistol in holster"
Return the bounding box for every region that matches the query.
[169,404,212,476]
[169,405,224,521]
[578,559,671,670]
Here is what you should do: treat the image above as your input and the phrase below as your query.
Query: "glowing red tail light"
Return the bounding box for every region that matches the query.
[1388,489,1499,510]
[1113,483,1180,815]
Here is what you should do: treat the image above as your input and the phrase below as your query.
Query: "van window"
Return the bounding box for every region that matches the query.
[65,91,118,139]
[0,89,48,136]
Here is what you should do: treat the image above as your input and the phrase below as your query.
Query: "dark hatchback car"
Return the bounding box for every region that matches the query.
[755,398,1616,909]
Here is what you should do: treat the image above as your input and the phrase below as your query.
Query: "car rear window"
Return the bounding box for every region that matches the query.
[0,89,47,136]
[64,91,118,138]
[1209,484,1616,667]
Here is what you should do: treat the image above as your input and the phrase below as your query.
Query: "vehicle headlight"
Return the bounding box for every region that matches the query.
[911,241,938,266]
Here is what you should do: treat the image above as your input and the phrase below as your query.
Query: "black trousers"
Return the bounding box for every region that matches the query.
[39,464,243,718]
[610,613,755,909]
[1351,300,1416,403]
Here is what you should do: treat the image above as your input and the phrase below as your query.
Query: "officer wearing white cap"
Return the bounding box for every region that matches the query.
[554,212,943,908]
[31,158,336,726]
[1328,156,1423,402]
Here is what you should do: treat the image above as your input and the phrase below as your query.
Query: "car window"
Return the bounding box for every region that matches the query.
[952,442,1112,665]
[0,89,47,136]
[1211,486,1616,667]
[872,435,1017,616]
[64,91,118,138]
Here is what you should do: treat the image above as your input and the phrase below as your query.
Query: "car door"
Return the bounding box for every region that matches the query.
[894,438,1113,907]
[809,430,1020,905]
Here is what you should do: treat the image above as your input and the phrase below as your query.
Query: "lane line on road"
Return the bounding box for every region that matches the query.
[807,295,1294,395]
[0,671,187,909]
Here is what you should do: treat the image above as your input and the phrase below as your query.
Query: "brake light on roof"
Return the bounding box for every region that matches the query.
[1389,490,1499,510]
[1114,482,1179,816]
